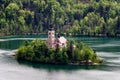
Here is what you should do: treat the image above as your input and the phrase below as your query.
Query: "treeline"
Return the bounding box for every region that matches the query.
[16,39,103,65]
[0,0,120,36]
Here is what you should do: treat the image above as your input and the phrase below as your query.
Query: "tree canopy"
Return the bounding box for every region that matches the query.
[0,0,120,36]
[16,39,103,65]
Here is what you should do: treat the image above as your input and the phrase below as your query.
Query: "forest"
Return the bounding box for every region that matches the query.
[0,0,120,36]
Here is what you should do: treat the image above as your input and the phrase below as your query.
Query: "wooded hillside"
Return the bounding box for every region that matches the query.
[0,0,120,36]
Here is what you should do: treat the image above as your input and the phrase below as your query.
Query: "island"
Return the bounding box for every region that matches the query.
[15,28,104,65]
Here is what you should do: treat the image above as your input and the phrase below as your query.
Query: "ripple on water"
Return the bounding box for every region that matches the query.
[96,52,120,72]
[0,38,47,42]
[92,44,120,47]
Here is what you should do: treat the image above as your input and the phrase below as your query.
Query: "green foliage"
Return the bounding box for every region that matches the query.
[0,0,120,36]
[16,46,34,61]
[16,39,103,65]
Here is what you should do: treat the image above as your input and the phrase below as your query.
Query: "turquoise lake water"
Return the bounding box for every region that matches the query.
[0,35,120,80]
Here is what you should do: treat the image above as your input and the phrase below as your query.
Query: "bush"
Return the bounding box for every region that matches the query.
[16,46,34,61]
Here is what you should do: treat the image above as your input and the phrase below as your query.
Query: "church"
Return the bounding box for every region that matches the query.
[46,28,67,48]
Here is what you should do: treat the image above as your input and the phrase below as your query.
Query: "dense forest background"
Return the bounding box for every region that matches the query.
[0,0,120,36]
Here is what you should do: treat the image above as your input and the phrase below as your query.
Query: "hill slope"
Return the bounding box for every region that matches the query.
[0,0,120,36]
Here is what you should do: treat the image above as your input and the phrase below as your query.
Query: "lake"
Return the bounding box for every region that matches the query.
[0,35,120,80]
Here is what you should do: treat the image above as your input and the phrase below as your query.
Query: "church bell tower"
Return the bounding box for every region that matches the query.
[46,27,55,48]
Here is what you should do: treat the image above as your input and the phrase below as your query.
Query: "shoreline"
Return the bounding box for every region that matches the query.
[0,34,120,38]
[13,52,102,66]
[15,59,101,66]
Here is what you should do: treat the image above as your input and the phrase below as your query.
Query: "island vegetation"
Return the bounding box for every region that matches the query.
[16,39,104,65]
[0,0,120,37]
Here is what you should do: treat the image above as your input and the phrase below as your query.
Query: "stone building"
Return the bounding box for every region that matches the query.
[46,28,67,48]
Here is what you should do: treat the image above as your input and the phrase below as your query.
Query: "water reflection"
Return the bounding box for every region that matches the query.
[0,40,25,50]
[17,60,102,71]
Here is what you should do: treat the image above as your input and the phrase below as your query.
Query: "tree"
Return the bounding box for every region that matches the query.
[116,16,120,34]
[5,3,19,20]
[74,11,82,20]
[0,0,120,36]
